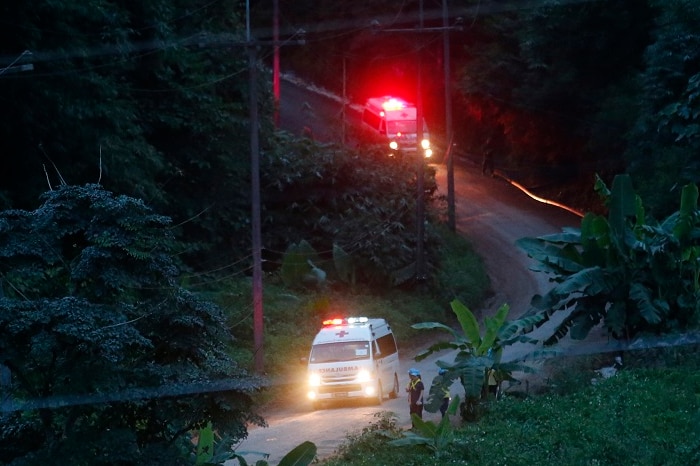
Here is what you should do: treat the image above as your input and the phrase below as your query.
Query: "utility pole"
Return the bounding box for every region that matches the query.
[373,3,461,280]
[247,1,304,374]
[443,0,456,231]
[247,0,264,374]
[272,0,280,127]
[415,0,426,280]
[342,55,347,145]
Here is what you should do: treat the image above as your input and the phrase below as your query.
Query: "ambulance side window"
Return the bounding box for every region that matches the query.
[362,109,381,131]
[376,334,397,359]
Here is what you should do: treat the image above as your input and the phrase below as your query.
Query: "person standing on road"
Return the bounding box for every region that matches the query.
[406,368,424,427]
[436,368,451,418]
[481,137,495,177]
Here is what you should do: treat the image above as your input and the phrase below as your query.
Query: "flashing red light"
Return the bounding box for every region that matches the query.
[322,318,344,326]
[381,98,405,112]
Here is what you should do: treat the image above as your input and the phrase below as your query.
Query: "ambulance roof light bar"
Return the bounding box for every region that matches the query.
[381,97,406,112]
[322,317,369,326]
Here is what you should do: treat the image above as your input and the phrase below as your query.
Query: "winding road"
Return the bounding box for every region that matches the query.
[231,162,581,464]
[229,78,584,465]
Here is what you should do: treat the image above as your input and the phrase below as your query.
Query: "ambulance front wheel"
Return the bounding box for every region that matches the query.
[389,373,399,399]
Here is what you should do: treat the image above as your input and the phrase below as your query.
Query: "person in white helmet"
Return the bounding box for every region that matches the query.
[406,368,424,426]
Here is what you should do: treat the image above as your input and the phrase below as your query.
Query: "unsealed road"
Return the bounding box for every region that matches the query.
[230,78,582,465]
[232,165,580,464]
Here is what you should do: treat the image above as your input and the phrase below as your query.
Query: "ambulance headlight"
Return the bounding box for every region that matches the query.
[309,373,321,387]
[356,370,371,383]
[389,141,398,150]
[424,148,433,158]
[421,139,430,150]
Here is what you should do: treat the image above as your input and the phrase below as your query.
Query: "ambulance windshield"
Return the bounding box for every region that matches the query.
[387,120,417,135]
[310,341,371,363]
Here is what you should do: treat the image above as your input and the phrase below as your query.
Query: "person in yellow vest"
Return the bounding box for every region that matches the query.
[406,368,424,426]
[487,368,498,398]
[437,368,451,418]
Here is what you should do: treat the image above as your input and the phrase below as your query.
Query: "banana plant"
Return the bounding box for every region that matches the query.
[517,174,700,343]
[389,395,461,458]
[412,299,548,420]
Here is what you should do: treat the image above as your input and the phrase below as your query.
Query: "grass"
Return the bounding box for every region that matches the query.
[214,217,700,465]
[320,346,700,466]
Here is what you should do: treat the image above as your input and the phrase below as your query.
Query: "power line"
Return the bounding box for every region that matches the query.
[1,377,264,413]
[0,0,608,69]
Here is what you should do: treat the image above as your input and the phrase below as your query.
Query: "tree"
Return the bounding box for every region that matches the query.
[457,0,651,193]
[0,0,259,271]
[412,299,546,421]
[625,0,700,217]
[262,136,441,287]
[517,174,700,344]
[0,184,263,465]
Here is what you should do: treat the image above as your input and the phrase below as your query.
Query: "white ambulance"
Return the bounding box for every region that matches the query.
[360,96,432,158]
[305,317,400,409]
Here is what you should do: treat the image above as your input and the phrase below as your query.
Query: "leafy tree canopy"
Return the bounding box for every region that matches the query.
[0,0,259,269]
[0,184,263,465]
[625,0,700,216]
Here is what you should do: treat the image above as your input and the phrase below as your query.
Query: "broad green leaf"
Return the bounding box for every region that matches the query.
[195,422,215,465]
[410,414,438,438]
[629,282,664,324]
[609,174,637,238]
[411,321,462,340]
[673,183,699,241]
[478,304,509,355]
[414,340,461,362]
[277,441,317,466]
[450,299,481,348]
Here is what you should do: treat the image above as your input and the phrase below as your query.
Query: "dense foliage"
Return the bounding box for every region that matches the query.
[625,0,700,217]
[0,185,262,465]
[0,1,446,290]
[3,0,700,283]
[517,174,700,343]
[262,135,441,287]
[3,1,700,462]
[0,0,258,270]
[414,300,545,421]
[267,1,699,215]
[322,362,700,465]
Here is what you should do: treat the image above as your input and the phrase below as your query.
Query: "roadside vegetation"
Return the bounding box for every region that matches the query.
[220,222,491,403]
[0,164,491,464]
[318,174,700,465]
[321,347,700,466]
[3,1,700,465]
